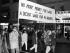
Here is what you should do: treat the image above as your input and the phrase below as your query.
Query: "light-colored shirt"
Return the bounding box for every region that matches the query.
[9,30,19,49]
[21,32,28,42]
[9,31,19,41]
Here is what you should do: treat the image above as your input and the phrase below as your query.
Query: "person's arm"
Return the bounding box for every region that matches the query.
[18,31,22,51]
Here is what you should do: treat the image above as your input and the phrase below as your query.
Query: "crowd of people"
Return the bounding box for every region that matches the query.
[0,23,56,53]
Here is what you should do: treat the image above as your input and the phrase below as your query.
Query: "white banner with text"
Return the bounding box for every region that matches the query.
[18,0,55,23]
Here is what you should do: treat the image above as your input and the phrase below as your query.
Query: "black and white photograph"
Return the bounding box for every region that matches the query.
[0,0,70,53]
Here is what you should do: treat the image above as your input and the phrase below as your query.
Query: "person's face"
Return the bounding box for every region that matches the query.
[5,28,8,32]
[13,27,17,31]
[24,31,26,33]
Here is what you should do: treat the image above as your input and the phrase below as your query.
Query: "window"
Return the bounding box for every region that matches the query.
[64,25,70,40]
[0,7,10,23]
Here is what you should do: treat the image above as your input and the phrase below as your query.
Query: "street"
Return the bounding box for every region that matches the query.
[55,43,70,53]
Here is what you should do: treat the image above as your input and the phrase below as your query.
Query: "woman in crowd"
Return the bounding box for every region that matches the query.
[37,29,46,53]
[9,26,19,53]
[30,30,37,53]
[43,30,52,53]
[50,30,56,53]
[21,29,28,51]
[2,28,9,53]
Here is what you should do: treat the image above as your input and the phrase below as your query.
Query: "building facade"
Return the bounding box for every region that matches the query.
[38,0,70,11]
[0,0,37,23]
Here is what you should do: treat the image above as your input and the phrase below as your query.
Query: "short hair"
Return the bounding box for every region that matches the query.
[13,26,17,29]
